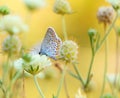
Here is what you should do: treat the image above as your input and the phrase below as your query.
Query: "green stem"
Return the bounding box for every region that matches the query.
[7,72,20,90]
[22,70,25,98]
[84,54,95,88]
[33,76,45,98]
[100,24,108,98]
[68,70,80,81]
[73,64,84,86]
[96,12,118,52]
[62,15,68,40]
[55,65,67,98]
[2,54,10,82]
[84,30,96,88]
[64,77,70,98]
[115,34,119,85]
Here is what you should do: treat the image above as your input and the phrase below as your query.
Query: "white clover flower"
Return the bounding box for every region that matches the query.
[75,88,87,98]
[2,36,21,54]
[14,54,51,75]
[53,0,72,15]
[97,6,114,24]
[24,0,46,11]
[0,15,28,35]
[60,40,78,63]
[106,0,120,10]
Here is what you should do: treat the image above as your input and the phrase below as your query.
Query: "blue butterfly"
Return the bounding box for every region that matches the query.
[30,27,62,60]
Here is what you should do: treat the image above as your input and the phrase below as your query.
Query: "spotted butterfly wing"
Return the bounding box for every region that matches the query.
[40,27,62,59]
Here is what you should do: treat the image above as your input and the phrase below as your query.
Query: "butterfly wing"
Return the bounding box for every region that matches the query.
[40,27,62,59]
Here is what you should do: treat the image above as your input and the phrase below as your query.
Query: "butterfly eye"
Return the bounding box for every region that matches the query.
[39,51,41,55]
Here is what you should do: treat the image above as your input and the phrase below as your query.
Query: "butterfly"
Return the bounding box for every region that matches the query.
[30,27,62,60]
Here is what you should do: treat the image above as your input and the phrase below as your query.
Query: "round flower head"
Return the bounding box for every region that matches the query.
[14,54,51,75]
[97,6,114,24]
[53,0,72,15]
[106,0,120,11]
[0,6,10,15]
[23,0,46,11]
[2,36,21,54]
[0,15,28,35]
[60,40,78,63]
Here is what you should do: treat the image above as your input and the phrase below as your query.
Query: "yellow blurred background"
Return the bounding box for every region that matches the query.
[0,0,120,98]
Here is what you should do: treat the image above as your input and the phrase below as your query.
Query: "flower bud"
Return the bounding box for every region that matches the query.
[22,54,32,62]
[0,6,10,15]
[88,28,97,37]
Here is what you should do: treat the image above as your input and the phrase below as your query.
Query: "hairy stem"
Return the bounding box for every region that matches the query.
[84,55,95,88]
[55,65,67,98]
[100,24,108,97]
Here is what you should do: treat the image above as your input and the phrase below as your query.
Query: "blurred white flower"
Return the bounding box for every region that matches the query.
[2,36,21,54]
[0,15,28,35]
[107,73,120,89]
[60,40,78,63]
[106,0,120,11]
[14,58,23,70]
[97,6,114,24]
[14,54,51,75]
[24,0,46,11]
[75,88,87,98]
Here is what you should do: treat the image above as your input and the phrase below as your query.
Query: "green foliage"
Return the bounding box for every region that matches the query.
[0,6,10,15]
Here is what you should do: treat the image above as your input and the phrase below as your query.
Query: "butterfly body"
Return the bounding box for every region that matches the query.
[30,27,62,60]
